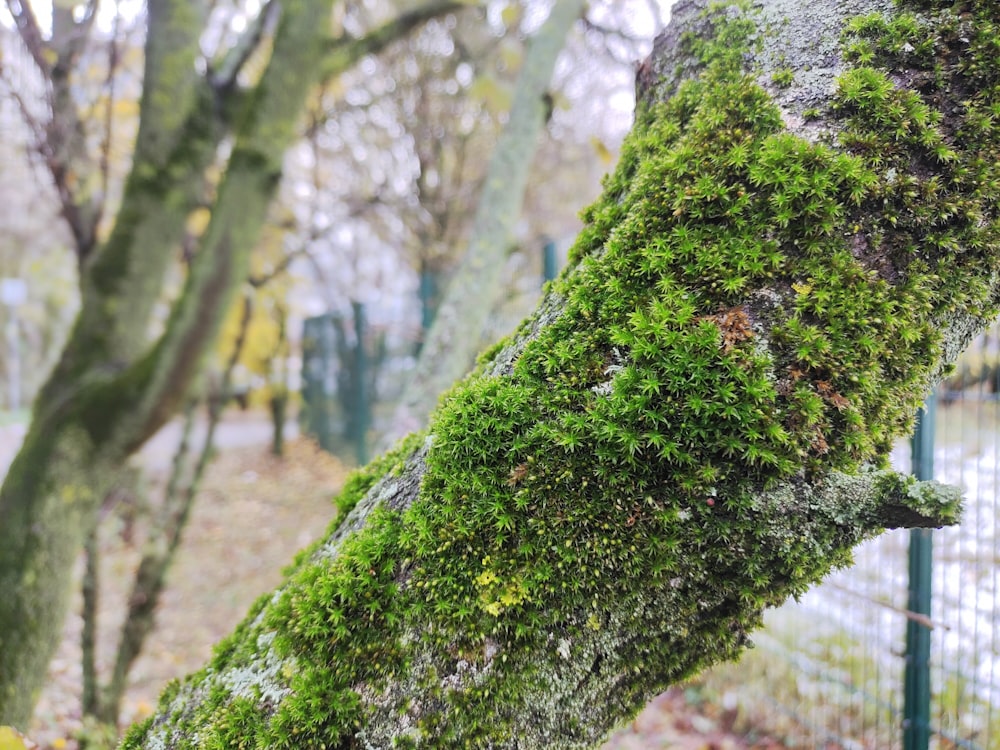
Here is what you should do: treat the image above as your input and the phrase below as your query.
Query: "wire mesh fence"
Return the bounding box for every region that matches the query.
[698,326,1000,750]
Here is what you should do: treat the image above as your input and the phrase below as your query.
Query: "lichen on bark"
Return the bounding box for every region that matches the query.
[122,0,1000,747]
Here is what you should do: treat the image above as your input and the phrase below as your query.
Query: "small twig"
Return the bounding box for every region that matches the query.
[582,17,648,45]
[94,0,122,238]
[5,0,51,75]
[81,526,101,717]
[248,247,307,288]
[209,0,281,90]
[825,581,950,631]
[581,18,648,67]
[0,60,47,148]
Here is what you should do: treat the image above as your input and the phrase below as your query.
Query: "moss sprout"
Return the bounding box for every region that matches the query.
[771,66,795,87]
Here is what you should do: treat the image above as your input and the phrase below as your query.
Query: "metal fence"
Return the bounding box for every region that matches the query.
[699,328,1000,749]
[301,240,565,464]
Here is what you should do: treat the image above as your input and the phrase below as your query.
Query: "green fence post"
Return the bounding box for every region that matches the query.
[352,301,370,466]
[416,262,442,358]
[903,394,936,750]
[542,238,558,283]
[301,314,335,452]
[419,266,437,336]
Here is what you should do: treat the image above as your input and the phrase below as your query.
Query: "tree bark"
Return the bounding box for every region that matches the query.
[0,0,464,728]
[120,0,998,747]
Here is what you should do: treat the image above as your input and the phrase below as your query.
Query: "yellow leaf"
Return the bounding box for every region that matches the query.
[499,41,523,72]
[0,726,30,750]
[186,207,212,237]
[52,739,67,750]
[469,75,512,113]
[792,281,812,296]
[590,136,614,165]
[113,98,140,119]
[500,4,521,27]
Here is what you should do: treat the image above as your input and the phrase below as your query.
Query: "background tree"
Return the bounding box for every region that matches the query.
[386,0,587,441]
[0,0,464,728]
[116,0,998,746]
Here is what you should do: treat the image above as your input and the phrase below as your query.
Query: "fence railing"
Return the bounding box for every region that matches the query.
[699,329,1000,749]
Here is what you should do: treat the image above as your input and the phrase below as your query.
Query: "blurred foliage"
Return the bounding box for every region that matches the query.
[215,217,294,408]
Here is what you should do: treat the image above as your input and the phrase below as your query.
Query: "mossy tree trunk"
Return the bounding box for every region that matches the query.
[0,0,465,729]
[119,0,1000,747]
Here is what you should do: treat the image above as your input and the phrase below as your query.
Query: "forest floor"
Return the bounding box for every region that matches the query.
[13,410,787,750]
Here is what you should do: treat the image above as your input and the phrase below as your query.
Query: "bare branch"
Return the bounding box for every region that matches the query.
[94,1,123,235]
[825,582,950,631]
[0,60,46,146]
[51,0,101,75]
[208,0,281,90]
[582,16,648,45]
[16,0,106,263]
[581,17,649,66]
[318,0,468,84]
[80,0,100,26]
[0,56,92,257]
[248,247,307,288]
[5,0,51,75]
[102,294,253,720]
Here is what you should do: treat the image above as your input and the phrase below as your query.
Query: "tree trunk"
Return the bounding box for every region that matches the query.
[0,0,465,728]
[121,0,1000,746]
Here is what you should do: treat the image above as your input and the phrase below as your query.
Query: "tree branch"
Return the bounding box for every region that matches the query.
[317,0,469,85]
[5,0,51,76]
[386,0,586,443]
[51,0,100,75]
[85,0,347,454]
[248,247,306,288]
[94,1,123,240]
[0,0,468,729]
[102,295,253,721]
[208,0,281,90]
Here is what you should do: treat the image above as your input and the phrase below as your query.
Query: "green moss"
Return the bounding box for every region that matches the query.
[476,335,511,367]
[771,66,795,87]
[333,431,424,519]
[129,1,995,746]
[119,717,154,748]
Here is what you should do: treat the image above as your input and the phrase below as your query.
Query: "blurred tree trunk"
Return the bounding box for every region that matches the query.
[386,0,587,443]
[119,0,999,746]
[0,0,464,728]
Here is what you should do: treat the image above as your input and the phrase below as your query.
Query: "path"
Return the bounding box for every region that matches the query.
[0,410,300,479]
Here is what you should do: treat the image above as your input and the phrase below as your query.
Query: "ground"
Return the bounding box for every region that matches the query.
[2,411,786,750]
